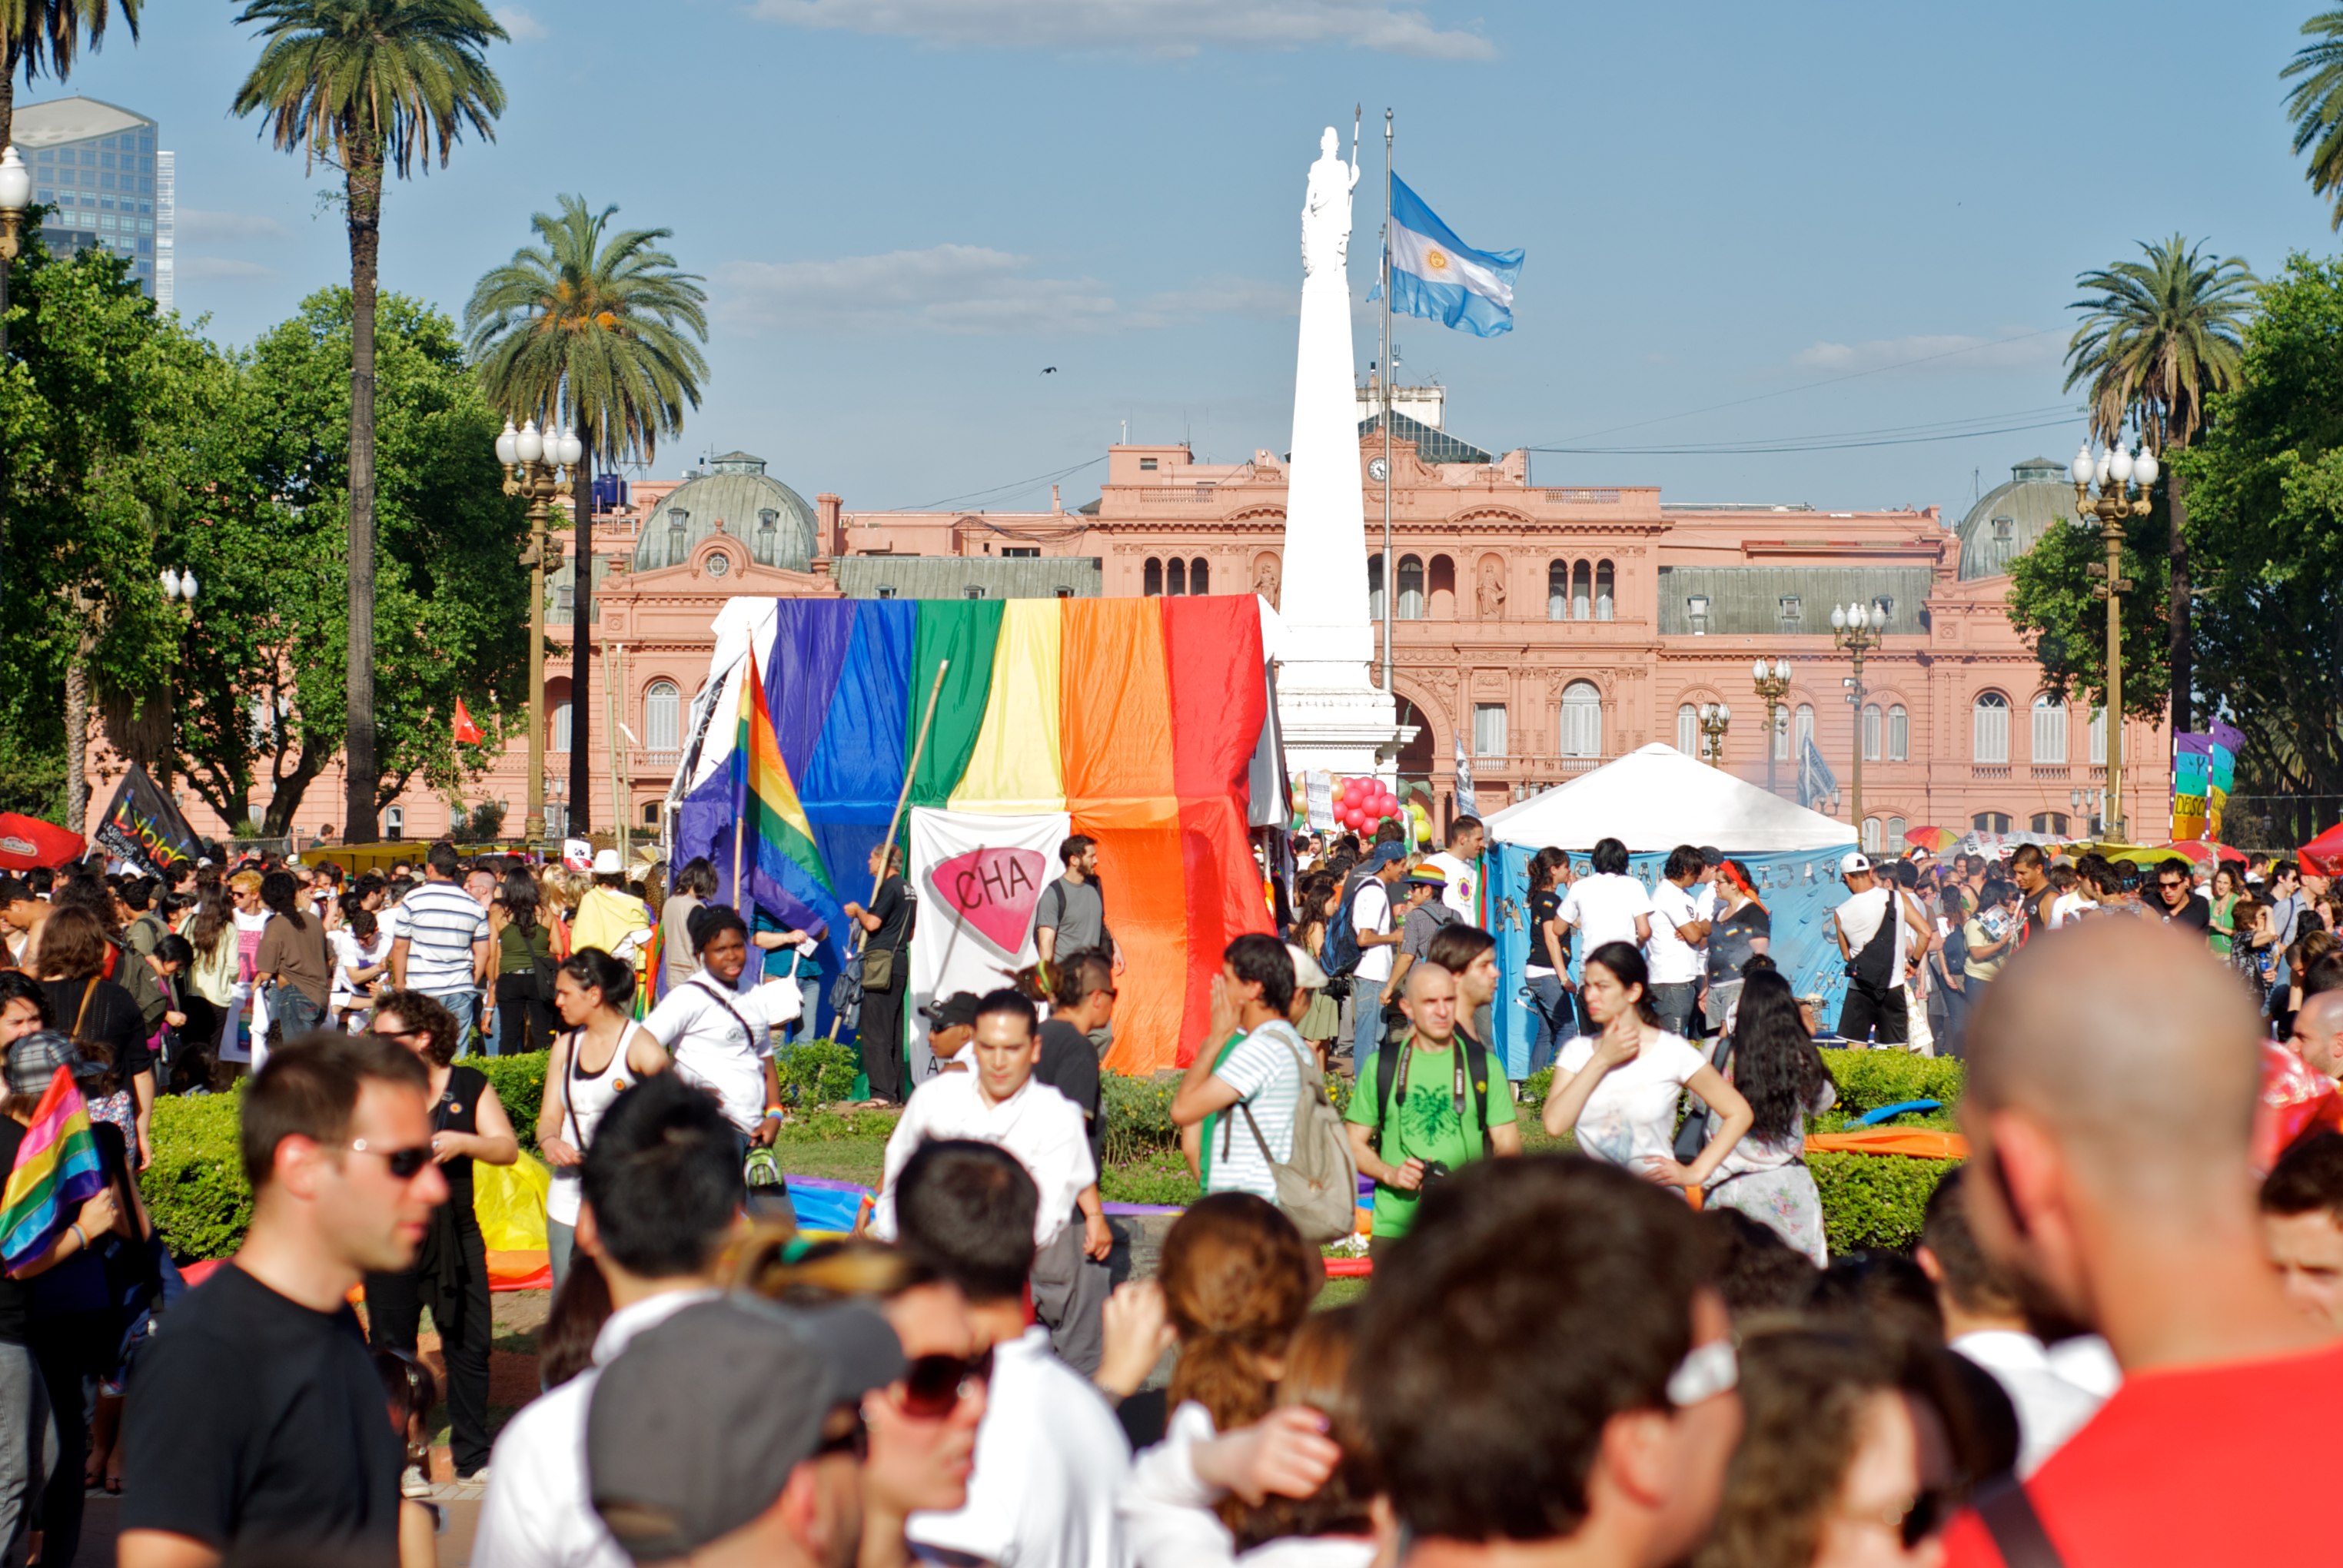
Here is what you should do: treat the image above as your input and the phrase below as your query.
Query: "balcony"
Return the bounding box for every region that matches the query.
[1972,764,2012,781]
[1467,754,1611,787]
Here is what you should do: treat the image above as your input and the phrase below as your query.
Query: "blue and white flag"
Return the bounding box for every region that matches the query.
[1454,726,1474,802]
[1370,174,1524,338]
[1799,736,1840,812]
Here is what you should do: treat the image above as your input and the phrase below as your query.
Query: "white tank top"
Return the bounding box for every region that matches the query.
[546,1022,649,1225]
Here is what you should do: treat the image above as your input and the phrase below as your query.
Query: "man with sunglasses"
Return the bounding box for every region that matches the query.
[2151,855,2211,932]
[120,1032,447,1568]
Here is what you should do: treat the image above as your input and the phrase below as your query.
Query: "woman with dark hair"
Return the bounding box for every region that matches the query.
[364,988,520,1481]
[254,869,331,1046]
[1524,847,1576,1072]
[539,948,668,1285]
[658,856,723,997]
[34,905,154,1162]
[1552,836,1653,963]
[485,872,555,1057]
[1701,968,1839,1264]
[1540,940,1752,1188]
[1289,875,1341,1052]
[640,904,808,1142]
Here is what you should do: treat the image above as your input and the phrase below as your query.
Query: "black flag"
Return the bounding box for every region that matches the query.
[93,763,203,878]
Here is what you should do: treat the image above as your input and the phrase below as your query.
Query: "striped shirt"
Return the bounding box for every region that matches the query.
[388,881,488,996]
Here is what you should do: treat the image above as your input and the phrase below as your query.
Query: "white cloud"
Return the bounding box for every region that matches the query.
[747,0,1495,60]
[1791,331,2062,375]
[716,244,1291,334]
[175,208,286,244]
[177,257,274,281]
[495,6,548,39]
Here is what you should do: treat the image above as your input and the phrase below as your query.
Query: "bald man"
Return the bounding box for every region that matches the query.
[1943,920,2343,1567]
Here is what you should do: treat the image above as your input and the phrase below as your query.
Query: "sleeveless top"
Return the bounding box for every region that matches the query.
[546,1025,641,1226]
[432,1065,488,1216]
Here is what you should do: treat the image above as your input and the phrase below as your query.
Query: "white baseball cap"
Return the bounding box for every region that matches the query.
[592,848,623,875]
[1840,851,1873,876]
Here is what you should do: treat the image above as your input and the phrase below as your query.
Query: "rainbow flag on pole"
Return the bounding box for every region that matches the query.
[0,1066,105,1274]
[736,653,845,942]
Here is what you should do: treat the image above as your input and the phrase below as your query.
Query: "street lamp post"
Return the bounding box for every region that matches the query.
[1698,702,1731,768]
[496,418,583,845]
[158,567,197,790]
[2069,440,2155,842]
[0,146,28,361]
[1830,602,1885,840]
[1750,657,1793,796]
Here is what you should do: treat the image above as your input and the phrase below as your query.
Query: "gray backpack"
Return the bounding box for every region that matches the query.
[1228,1026,1359,1244]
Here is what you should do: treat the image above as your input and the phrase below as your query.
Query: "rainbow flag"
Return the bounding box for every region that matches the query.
[0,1066,105,1274]
[736,654,845,943]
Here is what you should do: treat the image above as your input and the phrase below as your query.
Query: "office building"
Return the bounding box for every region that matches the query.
[11,95,170,304]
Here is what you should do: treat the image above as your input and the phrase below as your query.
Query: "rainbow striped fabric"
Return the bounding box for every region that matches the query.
[0,1066,105,1274]
[734,652,845,952]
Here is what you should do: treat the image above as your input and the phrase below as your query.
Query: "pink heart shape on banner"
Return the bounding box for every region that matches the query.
[928,846,1051,957]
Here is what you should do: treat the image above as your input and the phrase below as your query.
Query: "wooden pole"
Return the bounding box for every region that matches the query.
[729,647,747,911]
[851,659,950,959]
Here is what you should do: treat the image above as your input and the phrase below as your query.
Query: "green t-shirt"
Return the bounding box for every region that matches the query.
[1195,1031,1245,1191]
[1342,1032,1516,1238]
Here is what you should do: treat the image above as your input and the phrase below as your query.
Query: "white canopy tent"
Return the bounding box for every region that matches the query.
[1484,744,1855,854]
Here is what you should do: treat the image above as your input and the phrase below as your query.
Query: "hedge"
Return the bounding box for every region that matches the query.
[141,1091,251,1264]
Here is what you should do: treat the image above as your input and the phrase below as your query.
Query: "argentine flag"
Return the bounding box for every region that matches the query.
[1378,174,1524,337]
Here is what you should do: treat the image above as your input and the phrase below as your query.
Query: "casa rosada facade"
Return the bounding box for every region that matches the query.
[121,427,2166,854]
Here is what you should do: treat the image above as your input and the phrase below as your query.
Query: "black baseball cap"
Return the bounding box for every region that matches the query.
[588,1296,903,1561]
[919,991,983,1031]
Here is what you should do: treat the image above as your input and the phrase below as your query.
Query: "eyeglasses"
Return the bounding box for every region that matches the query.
[813,1407,869,1461]
[1845,1487,1956,1548]
[1664,1338,1738,1407]
[896,1347,992,1420]
[371,1025,423,1041]
[347,1138,434,1180]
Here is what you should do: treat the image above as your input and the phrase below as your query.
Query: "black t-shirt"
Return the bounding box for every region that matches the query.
[0,1119,27,1344]
[869,874,913,952]
[43,977,154,1087]
[1035,1018,1104,1168]
[1528,887,1563,969]
[2164,893,2213,931]
[1708,903,1773,988]
[121,1264,404,1567]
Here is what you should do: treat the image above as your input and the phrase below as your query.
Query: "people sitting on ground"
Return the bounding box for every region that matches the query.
[1700,968,1836,1264]
[2258,1129,2343,1333]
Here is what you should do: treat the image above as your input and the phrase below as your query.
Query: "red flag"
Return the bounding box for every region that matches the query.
[453,699,484,746]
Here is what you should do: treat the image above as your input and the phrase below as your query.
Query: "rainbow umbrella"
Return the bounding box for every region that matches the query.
[1903,826,1957,852]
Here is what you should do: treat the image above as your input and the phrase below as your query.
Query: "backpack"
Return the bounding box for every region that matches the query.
[1373,1027,1494,1161]
[1321,872,1378,980]
[1225,1025,1358,1244]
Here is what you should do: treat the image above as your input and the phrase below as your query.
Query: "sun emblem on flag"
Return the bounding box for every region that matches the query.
[1425,247,1450,271]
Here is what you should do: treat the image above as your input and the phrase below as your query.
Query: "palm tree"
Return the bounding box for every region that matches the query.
[2063,234,2255,736]
[2285,10,2343,228]
[1,0,140,158]
[231,0,505,842]
[465,195,707,832]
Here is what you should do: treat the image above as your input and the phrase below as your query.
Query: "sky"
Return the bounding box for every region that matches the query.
[19,0,2343,520]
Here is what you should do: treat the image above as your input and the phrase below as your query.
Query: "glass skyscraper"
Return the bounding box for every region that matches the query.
[12,95,171,307]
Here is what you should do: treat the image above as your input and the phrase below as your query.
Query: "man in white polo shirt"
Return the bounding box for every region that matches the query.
[387,841,490,1053]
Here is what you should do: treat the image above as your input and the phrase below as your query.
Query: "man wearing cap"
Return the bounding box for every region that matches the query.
[1830,852,1929,1046]
[919,991,982,1071]
[588,1295,900,1568]
[387,841,491,1053]
[1423,816,1485,925]
[1378,865,1451,1016]
[1344,844,1409,1075]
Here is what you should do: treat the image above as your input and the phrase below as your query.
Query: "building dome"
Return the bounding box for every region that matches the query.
[633,451,819,573]
[1955,457,2075,580]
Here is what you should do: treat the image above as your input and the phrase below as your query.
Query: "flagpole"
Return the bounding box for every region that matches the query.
[1380,109,1394,715]
[850,658,951,963]
[729,652,748,909]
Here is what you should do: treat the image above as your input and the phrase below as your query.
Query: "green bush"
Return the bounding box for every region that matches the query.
[1521,1066,1554,1111]
[1818,1049,1963,1118]
[776,1038,861,1109]
[1812,1151,1957,1254]
[475,1051,548,1148]
[1102,1072,1180,1165]
[141,1090,251,1263]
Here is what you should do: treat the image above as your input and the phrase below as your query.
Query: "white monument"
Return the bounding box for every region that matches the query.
[1274,127,1407,779]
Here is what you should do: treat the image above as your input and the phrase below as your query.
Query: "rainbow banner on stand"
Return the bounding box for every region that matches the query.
[2172,733,2212,844]
[0,1066,104,1274]
[677,597,1273,1075]
[2207,720,2242,843]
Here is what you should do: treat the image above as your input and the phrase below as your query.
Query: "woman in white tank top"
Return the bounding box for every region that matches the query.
[538,947,670,1285]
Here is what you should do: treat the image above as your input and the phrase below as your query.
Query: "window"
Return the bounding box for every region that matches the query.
[1687,595,1711,634]
[1166,558,1187,596]
[1002,546,1039,558]
[1677,703,1700,756]
[2032,695,2068,764]
[643,681,681,756]
[1863,703,1882,761]
[876,585,897,600]
[1887,815,1906,845]
[1368,555,1385,620]
[1972,812,2012,833]
[1571,560,1591,622]
[1992,517,2015,541]
[2089,706,2107,765]
[1055,586,1074,599]
[2031,812,2071,835]
[1559,682,1603,757]
[643,802,661,827]
[1474,704,1508,757]
[963,586,986,600]
[1595,560,1615,621]
[1972,692,2010,764]
[1547,561,1569,620]
[1779,594,1803,628]
[1138,457,1158,470]
[1397,555,1424,620]
[1863,817,1883,853]
[1888,704,1909,762]
[550,700,572,753]
[1190,558,1210,594]
[757,508,779,543]
[706,551,730,577]
[384,806,404,838]
[1144,558,1162,596]
[1794,704,1815,756]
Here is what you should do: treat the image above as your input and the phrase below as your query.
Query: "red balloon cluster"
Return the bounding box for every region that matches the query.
[1332,775,1400,832]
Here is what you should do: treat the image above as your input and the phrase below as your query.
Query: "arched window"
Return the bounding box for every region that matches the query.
[1972,692,2011,764]
[2031,812,2070,835]
[1677,703,1700,756]
[1595,560,1615,621]
[1547,561,1569,621]
[1862,817,1883,853]
[1427,554,1456,618]
[1368,555,1384,620]
[1973,811,2012,833]
[1886,815,1907,846]
[1143,558,1162,597]
[1560,681,1603,758]
[1190,557,1210,594]
[1863,703,1882,762]
[644,681,681,757]
[1887,704,1909,761]
[2032,695,2068,764]
[550,700,572,754]
[1397,555,1425,620]
[1167,558,1188,596]
[643,801,662,827]
[1572,560,1590,621]
[2089,706,2107,765]
[1794,703,1815,757]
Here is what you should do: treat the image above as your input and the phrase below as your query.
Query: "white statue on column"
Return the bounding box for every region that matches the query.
[1301,127,1357,279]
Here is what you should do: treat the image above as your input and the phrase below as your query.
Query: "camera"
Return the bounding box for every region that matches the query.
[1417,1159,1451,1193]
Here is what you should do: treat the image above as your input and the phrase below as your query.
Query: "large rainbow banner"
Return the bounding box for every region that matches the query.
[676,596,1275,1075]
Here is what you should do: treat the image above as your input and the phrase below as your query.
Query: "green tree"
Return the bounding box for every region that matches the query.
[2285,10,2343,229]
[0,0,141,160]
[2062,236,2254,734]
[230,0,506,843]
[2005,506,2171,723]
[165,289,530,835]
[2172,254,2343,845]
[464,194,707,832]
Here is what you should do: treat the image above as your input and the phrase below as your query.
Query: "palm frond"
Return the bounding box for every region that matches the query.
[2062,234,2255,450]
[229,0,506,177]
[0,0,140,78]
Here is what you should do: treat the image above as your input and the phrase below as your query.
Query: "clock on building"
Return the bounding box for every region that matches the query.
[1368,457,1389,482]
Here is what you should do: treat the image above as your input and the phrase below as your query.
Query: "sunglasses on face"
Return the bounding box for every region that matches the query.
[347,1138,434,1179]
[896,1347,993,1420]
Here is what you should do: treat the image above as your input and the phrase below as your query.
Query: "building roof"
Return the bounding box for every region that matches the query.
[1656,565,1939,636]
[1357,410,1494,466]
[10,96,153,148]
[1955,457,2075,580]
[633,452,819,573]
[830,556,1101,600]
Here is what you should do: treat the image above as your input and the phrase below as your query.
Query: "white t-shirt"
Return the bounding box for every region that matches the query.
[1351,879,1394,985]
[1949,1330,2106,1479]
[871,1072,1098,1247]
[328,928,391,1012]
[908,1324,1132,1568]
[640,973,799,1134]
[2049,890,2094,929]
[1425,851,1477,922]
[1555,1031,1707,1168]
[1647,881,1703,985]
[1205,1021,1307,1203]
[1557,872,1653,958]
